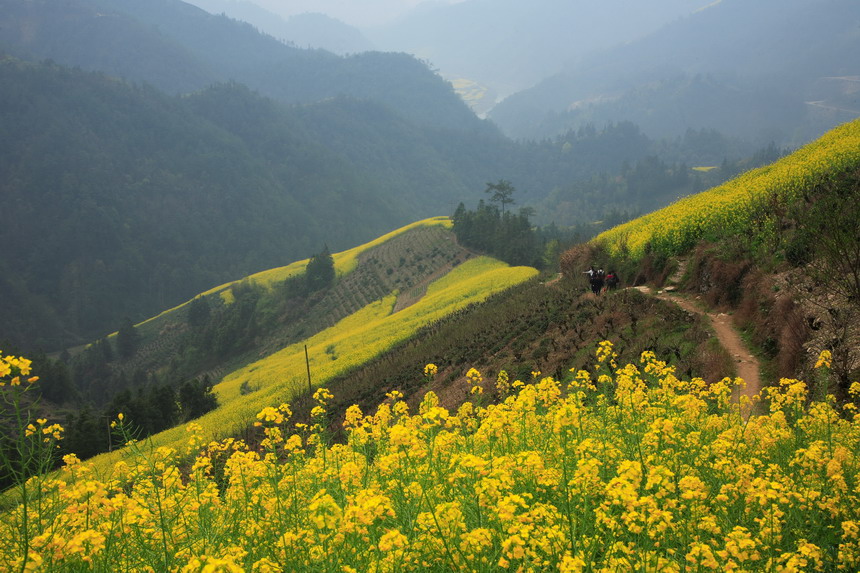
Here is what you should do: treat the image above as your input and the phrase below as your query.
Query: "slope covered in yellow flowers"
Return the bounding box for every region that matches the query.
[87,223,537,472]
[136,217,454,328]
[593,119,860,258]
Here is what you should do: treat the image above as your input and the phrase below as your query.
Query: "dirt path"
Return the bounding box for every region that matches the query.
[635,286,761,398]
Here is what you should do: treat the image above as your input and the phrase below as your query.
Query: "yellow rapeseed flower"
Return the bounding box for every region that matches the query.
[815,349,832,369]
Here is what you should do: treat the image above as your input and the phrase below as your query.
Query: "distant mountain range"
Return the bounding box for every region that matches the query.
[180,0,860,147]
[488,0,860,143]
[366,0,705,100]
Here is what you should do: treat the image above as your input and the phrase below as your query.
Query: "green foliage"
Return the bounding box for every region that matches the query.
[178,377,218,422]
[305,246,336,293]
[62,376,219,463]
[116,318,139,359]
[186,296,211,329]
[484,179,516,213]
[453,201,539,267]
[794,169,860,303]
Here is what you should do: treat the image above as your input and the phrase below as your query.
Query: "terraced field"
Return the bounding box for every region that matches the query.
[111,219,470,384]
[79,220,537,472]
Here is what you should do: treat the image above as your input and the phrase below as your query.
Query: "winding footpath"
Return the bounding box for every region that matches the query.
[635,285,762,399]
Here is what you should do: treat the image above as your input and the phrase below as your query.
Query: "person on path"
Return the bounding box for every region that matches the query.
[605,270,619,291]
[590,268,604,295]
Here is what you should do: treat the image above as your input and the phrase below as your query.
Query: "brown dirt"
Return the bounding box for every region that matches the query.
[635,286,761,398]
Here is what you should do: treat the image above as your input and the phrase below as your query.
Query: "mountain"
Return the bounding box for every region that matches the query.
[489,0,860,145]
[0,58,489,351]
[185,0,375,54]
[368,0,707,108]
[0,0,477,130]
[0,0,808,354]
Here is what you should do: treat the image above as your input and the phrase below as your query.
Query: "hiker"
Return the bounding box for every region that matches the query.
[605,270,619,291]
[590,269,604,295]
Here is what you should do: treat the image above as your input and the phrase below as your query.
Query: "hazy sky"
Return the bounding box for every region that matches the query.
[248,0,465,27]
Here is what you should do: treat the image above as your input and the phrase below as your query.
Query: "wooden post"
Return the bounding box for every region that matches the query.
[305,344,312,395]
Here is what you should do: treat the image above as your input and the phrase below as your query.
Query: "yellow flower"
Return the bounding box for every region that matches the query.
[308,490,342,531]
[815,349,832,369]
[252,558,280,572]
[378,529,408,552]
[424,363,438,377]
[466,367,483,384]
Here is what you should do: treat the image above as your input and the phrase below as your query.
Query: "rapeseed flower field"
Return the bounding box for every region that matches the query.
[4,342,859,571]
[63,255,536,480]
[594,118,860,259]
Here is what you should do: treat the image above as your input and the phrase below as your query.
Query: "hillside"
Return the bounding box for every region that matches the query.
[108,219,478,397]
[51,219,539,467]
[571,118,860,390]
[0,58,488,350]
[0,0,478,130]
[490,0,860,144]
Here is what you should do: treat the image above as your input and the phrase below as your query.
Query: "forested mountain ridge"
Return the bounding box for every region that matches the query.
[0,0,478,130]
[187,0,375,55]
[0,59,477,351]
